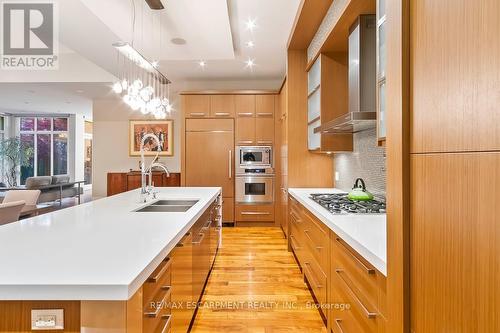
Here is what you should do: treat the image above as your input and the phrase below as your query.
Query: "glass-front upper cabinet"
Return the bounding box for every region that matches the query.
[377,0,387,144]
[307,57,321,151]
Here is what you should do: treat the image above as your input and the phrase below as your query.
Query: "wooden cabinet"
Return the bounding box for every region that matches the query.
[307,54,352,153]
[183,95,210,118]
[288,195,387,332]
[185,118,234,223]
[410,0,500,153]
[255,96,275,145]
[330,234,387,333]
[235,95,255,117]
[210,95,235,118]
[410,153,500,333]
[107,172,181,196]
[236,95,275,146]
[235,116,255,145]
[235,203,275,223]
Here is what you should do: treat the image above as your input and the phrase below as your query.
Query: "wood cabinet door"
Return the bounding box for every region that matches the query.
[183,95,210,118]
[255,115,274,145]
[235,95,255,117]
[235,116,255,146]
[410,153,500,333]
[126,174,142,190]
[255,95,275,117]
[185,130,234,197]
[410,0,500,153]
[210,95,235,118]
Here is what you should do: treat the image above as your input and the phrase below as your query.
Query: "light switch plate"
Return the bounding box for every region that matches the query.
[335,171,340,181]
[31,309,64,330]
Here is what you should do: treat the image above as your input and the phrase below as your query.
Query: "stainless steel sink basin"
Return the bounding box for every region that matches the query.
[136,205,193,212]
[153,200,199,206]
[134,199,199,213]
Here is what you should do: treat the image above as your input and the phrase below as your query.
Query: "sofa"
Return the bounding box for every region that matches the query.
[25,175,83,204]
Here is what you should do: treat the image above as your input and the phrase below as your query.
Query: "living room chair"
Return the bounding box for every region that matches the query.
[3,190,41,206]
[0,200,26,226]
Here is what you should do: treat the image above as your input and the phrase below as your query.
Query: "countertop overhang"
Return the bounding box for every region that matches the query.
[0,187,221,301]
[288,188,387,276]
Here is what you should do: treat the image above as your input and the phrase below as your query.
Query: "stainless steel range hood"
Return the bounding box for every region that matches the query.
[316,15,377,134]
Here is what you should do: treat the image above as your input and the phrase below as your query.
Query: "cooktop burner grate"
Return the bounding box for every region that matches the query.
[309,193,386,214]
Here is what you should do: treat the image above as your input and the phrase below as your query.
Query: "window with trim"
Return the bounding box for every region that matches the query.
[0,116,5,185]
[18,117,69,184]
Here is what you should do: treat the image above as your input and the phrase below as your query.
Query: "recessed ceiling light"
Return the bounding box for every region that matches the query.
[245,18,257,31]
[198,60,206,68]
[246,41,255,48]
[244,58,255,69]
[171,37,187,45]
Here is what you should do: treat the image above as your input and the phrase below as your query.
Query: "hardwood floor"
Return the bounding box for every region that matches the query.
[191,227,327,333]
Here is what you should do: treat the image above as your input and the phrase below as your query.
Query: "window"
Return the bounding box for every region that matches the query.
[19,117,69,184]
[0,116,5,185]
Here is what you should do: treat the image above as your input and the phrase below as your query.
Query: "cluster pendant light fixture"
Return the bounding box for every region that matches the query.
[111,0,172,119]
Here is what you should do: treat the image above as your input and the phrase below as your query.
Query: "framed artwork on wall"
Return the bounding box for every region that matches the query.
[129,119,173,156]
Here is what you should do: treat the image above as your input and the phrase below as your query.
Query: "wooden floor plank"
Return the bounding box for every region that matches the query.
[191,227,327,333]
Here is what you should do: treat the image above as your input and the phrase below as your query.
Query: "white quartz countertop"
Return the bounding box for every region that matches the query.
[288,188,387,276]
[0,187,221,300]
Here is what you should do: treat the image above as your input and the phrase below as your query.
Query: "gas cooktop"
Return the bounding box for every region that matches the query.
[309,193,386,214]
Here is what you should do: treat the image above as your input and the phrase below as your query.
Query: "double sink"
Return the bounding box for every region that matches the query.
[135,199,199,213]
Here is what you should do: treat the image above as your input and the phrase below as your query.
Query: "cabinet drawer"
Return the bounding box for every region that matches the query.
[144,305,172,333]
[235,204,274,222]
[303,255,327,314]
[289,195,301,215]
[289,222,306,267]
[301,210,329,272]
[331,269,380,333]
[332,235,380,314]
[143,257,172,305]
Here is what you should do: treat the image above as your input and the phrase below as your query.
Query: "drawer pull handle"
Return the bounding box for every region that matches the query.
[304,262,323,289]
[241,211,271,215]
[147,257,172,283]
[336,269,377,319]
[144,286,171,317]
[335,319,346,333]
[257,140,273,144]
[176,232,192,247]
[303,229,323,251]
[192,233,206,245]
[238,112,253,117]
[158,314,172,333]
[256,112,273,117]
[189,112,206,117]
[290,212,301,222]
[335,237,375,274]
[238,140,254,144]
[290,235,301,250]
[214,112,230,116]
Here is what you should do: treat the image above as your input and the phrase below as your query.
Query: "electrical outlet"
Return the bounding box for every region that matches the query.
[335,171,340,181]
[31,309,64,330]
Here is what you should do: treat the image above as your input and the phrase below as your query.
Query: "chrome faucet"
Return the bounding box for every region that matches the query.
[139,133,170,202]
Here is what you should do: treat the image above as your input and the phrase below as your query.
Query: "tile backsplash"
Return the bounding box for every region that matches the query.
[334,129,386,197]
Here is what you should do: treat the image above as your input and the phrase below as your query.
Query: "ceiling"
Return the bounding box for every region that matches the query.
[0,0,301,116]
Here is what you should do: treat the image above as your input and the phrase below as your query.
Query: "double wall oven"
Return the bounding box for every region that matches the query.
[235,146,274,204]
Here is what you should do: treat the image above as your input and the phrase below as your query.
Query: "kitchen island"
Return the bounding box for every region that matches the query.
[0,187,222,333]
